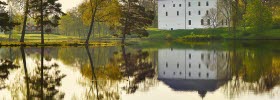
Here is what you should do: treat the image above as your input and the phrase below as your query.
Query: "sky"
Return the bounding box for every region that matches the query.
[58,0,83,12]
[0,0,83,12]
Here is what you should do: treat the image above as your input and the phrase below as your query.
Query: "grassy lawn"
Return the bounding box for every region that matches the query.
[0,33,79,40]
[146,28,280,40]
[0,33,119,46]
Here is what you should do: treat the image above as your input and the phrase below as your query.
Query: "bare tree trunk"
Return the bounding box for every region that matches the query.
[122,1,131,44]
[232,0,239,38]
[121,33,126,44]
[86,17,95,44]
[152,0,157,27]
[20,0,29,42]
[40,0,44,44]
[86,0,98,44]
[98,22,101,39]
[242,0,247,31]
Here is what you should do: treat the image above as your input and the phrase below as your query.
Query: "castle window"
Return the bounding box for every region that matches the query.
[207,19,210,25]
[201,54,204,60]
[198,2,201,6]
[189,54,191,59]
[222,20,224,25]
[189,72,191,77]
[201,19,204,25]
[199,64,201,69]
[198,10,201,15]
[206,1,209,6]
[177,63,179,68]
[180,72,182,75]
[173,4,175,7]
[166,12,168,16]
[188,2,191,7]
[189,63,191,68]
[166,62,168,67]
[207,64,209,69]
[207,73,209,78]
[208,54,210,60]
[189,11,191,15]
[173,72,176,75]
[189,20,192,25]
[206,10,209,15]
[179,4,182,7]
[163,4,165,7]
[163,71,165,75]
[199,72,201,77]
[177,11,179,16]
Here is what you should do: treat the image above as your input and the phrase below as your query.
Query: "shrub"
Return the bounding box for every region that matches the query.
[272,18,280,29]
[165,34,172,40]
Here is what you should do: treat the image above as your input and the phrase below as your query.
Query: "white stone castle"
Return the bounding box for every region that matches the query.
[158,0,227,30]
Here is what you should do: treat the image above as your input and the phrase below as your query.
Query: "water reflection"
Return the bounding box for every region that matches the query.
[0,59,20,89]
[0,42,279,100]
[19,47,66,99]
[120,46,156,94]
[158,49,231,98]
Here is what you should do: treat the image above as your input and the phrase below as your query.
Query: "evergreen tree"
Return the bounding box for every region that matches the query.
[29,0,65,44]
[0,1,19,32]
[119,0,154,44]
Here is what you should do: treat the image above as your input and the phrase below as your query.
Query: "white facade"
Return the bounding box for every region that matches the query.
[158,0,219,30]
[158,48,230,80]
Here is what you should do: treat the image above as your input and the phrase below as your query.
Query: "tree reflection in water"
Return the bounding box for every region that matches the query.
[20,46,30,99]
[120,46,156,94]
[84,46,121,100]
[223,43,280,98]
[22,47,66,99]
[0,59,20,89]
[85,46,100,100]
[80,46,157,99]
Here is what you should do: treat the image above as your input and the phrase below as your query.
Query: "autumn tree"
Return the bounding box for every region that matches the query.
[79,0,120,44]
[266,0,280,28]
[119,0,154,44]
[29,0,65,44]
[59,8,87,38]
[244,0,272,32]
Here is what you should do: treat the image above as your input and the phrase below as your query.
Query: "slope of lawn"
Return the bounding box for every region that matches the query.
[146,28,280,40]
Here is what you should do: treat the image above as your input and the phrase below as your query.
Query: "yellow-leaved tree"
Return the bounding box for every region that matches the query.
[78,0,121,44]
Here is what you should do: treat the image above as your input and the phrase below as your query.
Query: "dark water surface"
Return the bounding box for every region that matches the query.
[0,41,280,100]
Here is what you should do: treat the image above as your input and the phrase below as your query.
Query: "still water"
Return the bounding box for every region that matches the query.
[0,41,280,100]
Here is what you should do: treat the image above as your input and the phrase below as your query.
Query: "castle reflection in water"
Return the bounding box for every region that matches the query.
[158,48,231,98]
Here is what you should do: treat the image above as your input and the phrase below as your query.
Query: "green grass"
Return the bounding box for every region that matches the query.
[0,33,79,40]
[237,29,280,39]
[146,28,280,40]
[0,33,120,46]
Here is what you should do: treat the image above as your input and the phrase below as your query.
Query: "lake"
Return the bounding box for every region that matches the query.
[0,41,280,100]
